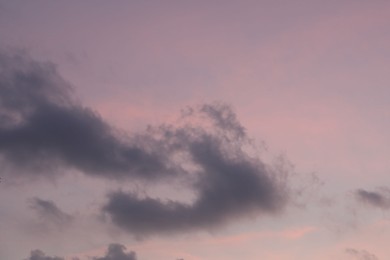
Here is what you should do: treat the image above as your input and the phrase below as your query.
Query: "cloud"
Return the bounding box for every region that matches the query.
[0,50,172,181]
[103,103,290,235]
[0,50,291,235]
[93,243,137,260]
[25,244,135,260]
[345,248,378,260]
[25,249,64,260]
[198,103,246,139]
[355,188,390,210]
[29,197,73,227]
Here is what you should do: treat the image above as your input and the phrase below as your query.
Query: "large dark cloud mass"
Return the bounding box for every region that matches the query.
[102,112,288,234]
[103,103,291,234]
[0,50,290,235]
[0,51,170,181]
[355,188,390,210]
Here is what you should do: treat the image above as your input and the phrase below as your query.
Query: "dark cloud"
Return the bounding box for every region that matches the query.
[355,188,390,210]
[0,50,291,235]
[345,248,378,260]
[29,197,73,227]
[0,50,172,181]
[25,249,64,260]
[93,244,137,260]
[103,104,289,235]
[25,244,135,260]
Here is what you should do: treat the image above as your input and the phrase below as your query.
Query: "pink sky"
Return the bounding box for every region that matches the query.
[1,1,390,260]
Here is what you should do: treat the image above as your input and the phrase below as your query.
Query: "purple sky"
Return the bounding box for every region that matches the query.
[1,1,390,260]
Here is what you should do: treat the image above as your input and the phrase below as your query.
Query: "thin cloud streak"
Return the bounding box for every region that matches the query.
[29,197,73,227]
[345,248,378,260]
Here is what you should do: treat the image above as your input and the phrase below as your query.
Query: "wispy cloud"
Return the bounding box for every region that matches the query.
[28,197,73,228]
[355,188,390,210]
[345,248,378,260]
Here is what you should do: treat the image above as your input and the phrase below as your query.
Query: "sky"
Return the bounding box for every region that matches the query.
[0,1,390,259]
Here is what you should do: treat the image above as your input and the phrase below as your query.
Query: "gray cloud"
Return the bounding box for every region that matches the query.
[355,188,390,210]
[93,244,137,260]
[29,197,73,227]
[25,244,135,260]
[0,50,291,235]
[199,103,246,139]
[103,104,289,235]
[0,50,172,181]
[25,249,64,260]
[345,248,378,260]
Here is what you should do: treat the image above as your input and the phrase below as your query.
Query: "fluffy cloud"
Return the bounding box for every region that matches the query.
[93,244,137,260]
